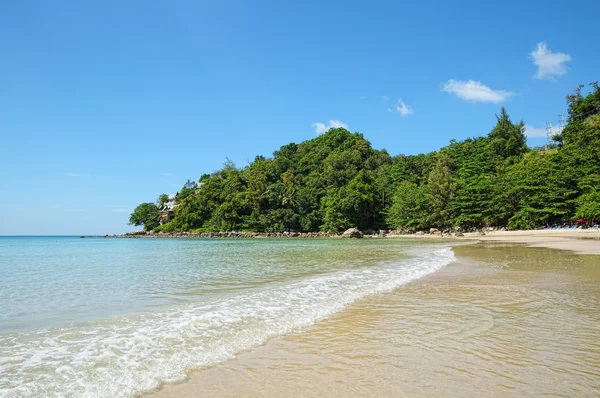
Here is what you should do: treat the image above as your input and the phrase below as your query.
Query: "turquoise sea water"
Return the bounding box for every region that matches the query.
[0,237,454,397]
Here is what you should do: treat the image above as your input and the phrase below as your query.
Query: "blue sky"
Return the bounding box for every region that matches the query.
[1,0,598,235]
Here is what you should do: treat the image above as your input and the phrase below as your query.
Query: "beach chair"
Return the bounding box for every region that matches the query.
[571,225,577,229]
[592,225,599,230]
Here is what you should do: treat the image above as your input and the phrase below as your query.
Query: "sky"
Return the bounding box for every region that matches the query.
[1,0,599,235]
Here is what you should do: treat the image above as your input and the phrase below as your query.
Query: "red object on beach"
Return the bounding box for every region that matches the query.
[577,219,587,223]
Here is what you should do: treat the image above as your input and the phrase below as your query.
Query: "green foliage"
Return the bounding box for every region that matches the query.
[386,182,428,229]
[426,156,455,227]
[488,107,528,159]
[576,174,600,220]
[129,203,160,231]
[157,194,169,208]
[130,84,600,232]
[154,221,177,233]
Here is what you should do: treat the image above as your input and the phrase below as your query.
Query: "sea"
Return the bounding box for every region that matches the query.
[0,236,455,397]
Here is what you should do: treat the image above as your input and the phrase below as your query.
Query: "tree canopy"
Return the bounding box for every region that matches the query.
[129,203,160,231]
[132,83,600,233]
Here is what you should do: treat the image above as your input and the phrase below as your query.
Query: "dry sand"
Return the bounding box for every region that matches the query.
[461,229,600,255]
[390,229,600,255]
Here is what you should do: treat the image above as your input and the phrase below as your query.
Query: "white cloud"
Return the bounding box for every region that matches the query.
[530,42,571,81]
[443,79,514,103]
[524,124,563,138]
[313,120,349,135]
[390,99,414,117]
[66,172,89,177]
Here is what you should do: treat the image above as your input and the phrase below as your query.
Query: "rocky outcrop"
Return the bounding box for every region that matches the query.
[341,228,364,238]
[105,231,344,239]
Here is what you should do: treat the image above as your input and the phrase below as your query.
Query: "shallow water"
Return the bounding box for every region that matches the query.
[0,237,454,397]
[151,243,600,397]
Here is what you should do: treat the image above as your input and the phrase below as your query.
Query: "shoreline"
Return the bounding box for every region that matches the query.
[96,229,600,255]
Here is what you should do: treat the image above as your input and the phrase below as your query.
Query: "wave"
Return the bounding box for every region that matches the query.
[0,246,455,398]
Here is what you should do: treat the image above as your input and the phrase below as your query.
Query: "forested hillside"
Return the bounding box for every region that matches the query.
[130,84,600,233]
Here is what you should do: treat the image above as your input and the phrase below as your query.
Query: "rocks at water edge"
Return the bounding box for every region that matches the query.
[341,228,364,238]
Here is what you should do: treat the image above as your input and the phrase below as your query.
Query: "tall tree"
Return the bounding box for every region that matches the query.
[426,156,455,227]
[488,107,527,159]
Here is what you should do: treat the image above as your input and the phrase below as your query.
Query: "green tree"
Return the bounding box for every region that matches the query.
[129,203,160,231]
[426,156,455,227]
[488,107,527,159]
[386,182,428,229]
[576,175,600,221]
[157,193,169,209]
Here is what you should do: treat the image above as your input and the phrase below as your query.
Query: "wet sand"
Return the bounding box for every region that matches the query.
[147,242,600,397]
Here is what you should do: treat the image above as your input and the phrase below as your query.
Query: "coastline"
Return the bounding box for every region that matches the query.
[99,228,600,255]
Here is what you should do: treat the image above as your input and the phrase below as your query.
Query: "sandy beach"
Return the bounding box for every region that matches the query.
[391,228,600,255]
[147,235,600,397]
[462,229,600,255]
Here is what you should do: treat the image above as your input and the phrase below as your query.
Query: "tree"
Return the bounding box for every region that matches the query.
[386,182,428,230]
[488,107,527,159]
[129,203,160,231]
[426,156,455,227]
[157,194,169,209]
[576,175,600,221]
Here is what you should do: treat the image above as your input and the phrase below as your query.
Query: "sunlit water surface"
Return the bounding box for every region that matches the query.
[0,237,454,397]
[150,243,600,397]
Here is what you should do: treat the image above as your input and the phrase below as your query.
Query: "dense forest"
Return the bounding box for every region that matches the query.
[130,84,600,233]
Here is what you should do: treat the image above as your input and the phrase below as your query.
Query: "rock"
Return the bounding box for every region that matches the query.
[415,231,425,235]
[342,228,364,238]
